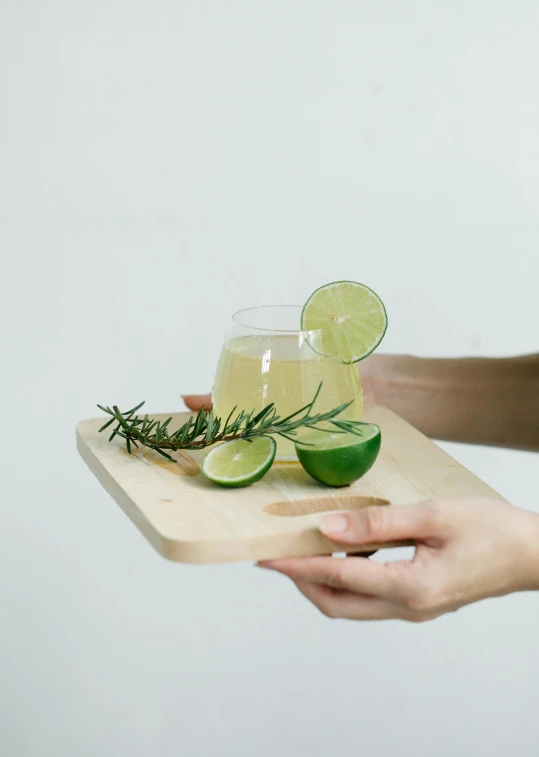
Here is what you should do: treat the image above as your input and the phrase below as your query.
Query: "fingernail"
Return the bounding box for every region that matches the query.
[256,561,276,570]
[321,513,349,534]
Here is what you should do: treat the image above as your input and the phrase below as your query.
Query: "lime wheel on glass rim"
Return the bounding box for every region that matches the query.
[301,280,388,364]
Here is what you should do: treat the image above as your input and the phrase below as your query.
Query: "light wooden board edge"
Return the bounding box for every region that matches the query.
[77,428,412,562]
[76,407,506,564]
[77,431,169,558]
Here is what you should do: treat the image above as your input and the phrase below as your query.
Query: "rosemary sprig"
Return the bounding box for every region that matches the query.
[97,383,366,461]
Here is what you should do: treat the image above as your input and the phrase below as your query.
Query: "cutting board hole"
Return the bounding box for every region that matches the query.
[264,495,390,517]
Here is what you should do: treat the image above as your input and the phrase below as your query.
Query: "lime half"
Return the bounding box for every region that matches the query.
[202,436,276,488]
[301,280,387,363]
[295,425,381,487]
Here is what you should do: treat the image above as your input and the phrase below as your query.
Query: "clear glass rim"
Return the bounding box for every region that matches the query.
[232,305,328,334]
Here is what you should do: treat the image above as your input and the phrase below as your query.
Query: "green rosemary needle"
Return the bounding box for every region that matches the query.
[97,383,366,462]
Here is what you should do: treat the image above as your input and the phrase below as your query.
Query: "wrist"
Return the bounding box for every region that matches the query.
[516,510,539,591]
[368,354,420,409]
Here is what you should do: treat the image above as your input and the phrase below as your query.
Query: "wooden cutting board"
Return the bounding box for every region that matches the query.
[76,406,505,563]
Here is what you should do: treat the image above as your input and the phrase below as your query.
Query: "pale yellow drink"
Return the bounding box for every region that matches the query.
[212,334,363,458]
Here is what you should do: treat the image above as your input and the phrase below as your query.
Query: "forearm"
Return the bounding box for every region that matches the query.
[369,354,539,451]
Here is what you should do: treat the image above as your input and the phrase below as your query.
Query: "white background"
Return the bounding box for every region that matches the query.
[2,1,539,755]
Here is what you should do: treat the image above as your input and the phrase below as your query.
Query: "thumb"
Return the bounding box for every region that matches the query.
[182,393,212,411]
[320,502,435,546]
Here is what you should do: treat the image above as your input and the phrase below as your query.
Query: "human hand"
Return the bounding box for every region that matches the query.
[182,392,213,412]
[257,498,539,622]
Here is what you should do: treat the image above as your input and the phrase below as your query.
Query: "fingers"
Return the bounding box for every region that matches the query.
[320,501,440,547]
[258,554,446,623]
[258,556,409,602]
[182,393,212,411]
[294,580,401,621]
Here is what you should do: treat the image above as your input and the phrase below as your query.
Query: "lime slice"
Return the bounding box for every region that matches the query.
[295,425,381,487]
[301,280,387,363]
[202,436,276,488]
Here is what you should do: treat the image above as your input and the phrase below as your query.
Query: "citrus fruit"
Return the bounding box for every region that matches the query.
[295,425,381,486]
[202,436,276,488]
[301,280,387,363]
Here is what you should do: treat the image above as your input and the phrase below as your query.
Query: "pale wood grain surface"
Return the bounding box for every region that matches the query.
[76,407,505,563]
